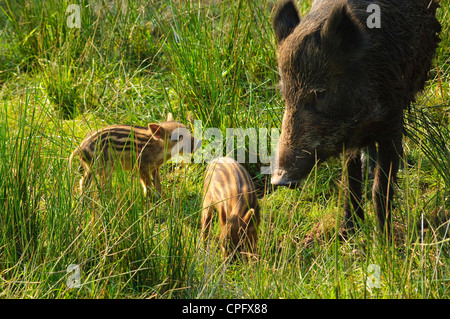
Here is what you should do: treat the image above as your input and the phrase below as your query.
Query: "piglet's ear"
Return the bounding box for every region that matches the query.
[166,113,174,122]
[243,208,255,224]
[148,123,164,140]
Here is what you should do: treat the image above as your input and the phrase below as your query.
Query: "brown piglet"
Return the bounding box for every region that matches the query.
[69,113,197,196]
[202,157,260,261]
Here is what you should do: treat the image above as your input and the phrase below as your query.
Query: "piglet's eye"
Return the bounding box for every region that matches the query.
[170,130,184,142]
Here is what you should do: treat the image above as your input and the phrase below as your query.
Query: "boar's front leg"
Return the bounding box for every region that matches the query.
[361,142,377,181]
[341,150,364,236]
[372,137,402,237]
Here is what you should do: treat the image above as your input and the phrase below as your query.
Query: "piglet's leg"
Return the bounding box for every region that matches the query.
[139,165,153,197]
[150,168,162,196]
[201,194,214,242]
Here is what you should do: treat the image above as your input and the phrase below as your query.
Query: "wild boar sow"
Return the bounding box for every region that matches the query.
[271,0,440,235]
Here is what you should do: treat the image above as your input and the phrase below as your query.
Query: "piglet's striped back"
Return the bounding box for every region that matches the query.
[77,125,153,163]
[202,157,260,260]
[204,157,259,216]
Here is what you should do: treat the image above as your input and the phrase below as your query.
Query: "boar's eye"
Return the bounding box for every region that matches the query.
[314,90,326,102]
[303,90,326,113]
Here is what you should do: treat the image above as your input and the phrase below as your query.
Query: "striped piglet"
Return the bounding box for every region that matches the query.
[69,113,196,196]
[202,157,261,260]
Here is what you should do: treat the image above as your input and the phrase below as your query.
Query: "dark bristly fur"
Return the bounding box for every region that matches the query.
[69,113,196,196]
[271,0,441,237]
[202,157,261,261]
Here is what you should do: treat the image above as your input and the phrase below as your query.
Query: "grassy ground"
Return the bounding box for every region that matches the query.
[0,0,449,298]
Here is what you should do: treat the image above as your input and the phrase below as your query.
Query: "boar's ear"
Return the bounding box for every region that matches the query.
[321,2,366,53]
[148,123,164,140]
[272,0,300,44]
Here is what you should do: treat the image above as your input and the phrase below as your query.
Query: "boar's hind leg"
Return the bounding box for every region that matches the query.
[372,137,402,237]
[342,150,364,236]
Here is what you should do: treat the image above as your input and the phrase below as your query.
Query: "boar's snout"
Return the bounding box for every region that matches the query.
[271,144,318,189]
[271,168,301,189]
[271,170,300,189]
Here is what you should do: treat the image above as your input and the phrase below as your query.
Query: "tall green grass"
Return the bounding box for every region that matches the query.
[0,94,199,298]
[0,0,448,298]
[151,0,278,127]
